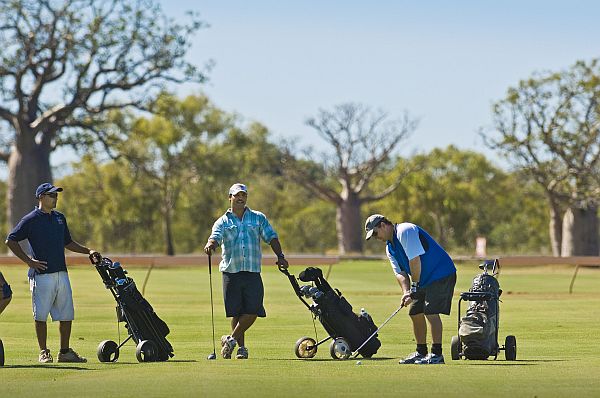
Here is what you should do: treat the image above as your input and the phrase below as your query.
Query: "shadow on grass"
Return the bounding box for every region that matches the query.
[455,359,567,365]
[1,364,90,370]
[269,356,396,362]
[90,359,198,365]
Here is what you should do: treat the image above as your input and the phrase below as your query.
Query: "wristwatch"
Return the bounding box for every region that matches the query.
[410,281,419,295]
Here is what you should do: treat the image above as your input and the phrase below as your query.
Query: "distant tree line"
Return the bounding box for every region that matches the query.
[0,1,597,256]
[0,92,552,255]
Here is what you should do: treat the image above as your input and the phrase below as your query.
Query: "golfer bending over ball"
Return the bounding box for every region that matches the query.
[204,183,288,359]
[365,214,456,364]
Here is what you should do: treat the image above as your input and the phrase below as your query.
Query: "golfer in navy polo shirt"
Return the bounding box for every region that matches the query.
[5,183,97,363]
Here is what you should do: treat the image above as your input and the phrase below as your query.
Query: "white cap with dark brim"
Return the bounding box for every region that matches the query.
[364,214,385,240]
[229,183,248,196]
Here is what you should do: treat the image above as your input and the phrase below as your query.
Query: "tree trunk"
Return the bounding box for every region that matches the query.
[336,191,363,254]
[548,199,563,257]
[163,204,175,256]
[7,138,52,229]
[429,211,447,247]
[561,205,599,256]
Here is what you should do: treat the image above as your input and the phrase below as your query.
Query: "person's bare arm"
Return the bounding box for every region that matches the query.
[269,238,288,269]
[65,240,94,255]
[408,256,422,284]
[5,239,47,272]
[204,239,218,255]
[396,272,412,307]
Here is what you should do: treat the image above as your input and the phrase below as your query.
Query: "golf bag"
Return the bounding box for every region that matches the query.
[91,253,174,362]
[458,271,501,359]
[452,259,516,361]
[281,266,381,359]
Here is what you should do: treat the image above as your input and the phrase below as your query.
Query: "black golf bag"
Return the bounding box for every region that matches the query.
[451,259,516,361]
[280,266,381,359]
[90,253,174,362]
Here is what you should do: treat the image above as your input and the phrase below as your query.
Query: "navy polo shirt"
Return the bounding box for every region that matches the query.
[7,208,73,277]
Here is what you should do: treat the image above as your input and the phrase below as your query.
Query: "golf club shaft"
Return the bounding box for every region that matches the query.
[208,254,216,355]
[351,304,404,358]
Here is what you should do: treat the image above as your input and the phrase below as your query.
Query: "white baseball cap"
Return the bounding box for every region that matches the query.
[364,214,385,240]
[229,183,248,196]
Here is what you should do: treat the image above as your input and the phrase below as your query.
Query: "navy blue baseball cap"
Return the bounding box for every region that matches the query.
[35,182,63,198]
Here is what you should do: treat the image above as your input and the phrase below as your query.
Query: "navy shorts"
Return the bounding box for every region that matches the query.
[409,273,456,316]
[222,272,266,318]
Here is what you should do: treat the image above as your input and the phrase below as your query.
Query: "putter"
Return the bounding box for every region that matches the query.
[206,254,217,360]
[351,304,405,358]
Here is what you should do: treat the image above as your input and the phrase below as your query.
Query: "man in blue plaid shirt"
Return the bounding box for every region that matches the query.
[204,183,288,359]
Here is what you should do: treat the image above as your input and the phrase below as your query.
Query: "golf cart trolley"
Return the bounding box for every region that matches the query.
[279,265,381,360]
[90,253,174,362]
[451,259,517,361]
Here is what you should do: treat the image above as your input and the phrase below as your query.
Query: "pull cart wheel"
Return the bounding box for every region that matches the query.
[504,335,517,361]
[294,336,318,358]
[136,340,158,362]
[329,337,351,360]
[451,335,461,360]
[97,340,120,363]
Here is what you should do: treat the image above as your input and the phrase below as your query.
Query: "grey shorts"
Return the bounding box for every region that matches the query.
[409,273,456,316]
[222,271,266,318]
[30,271,75,321]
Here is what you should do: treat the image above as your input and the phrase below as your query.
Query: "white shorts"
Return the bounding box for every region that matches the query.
[29,271,75,322]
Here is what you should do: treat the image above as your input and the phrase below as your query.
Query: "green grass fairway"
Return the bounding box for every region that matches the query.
[1,261,599,397]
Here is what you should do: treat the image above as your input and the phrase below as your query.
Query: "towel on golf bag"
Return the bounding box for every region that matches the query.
[459,273,501,359]
[299,267,381,357]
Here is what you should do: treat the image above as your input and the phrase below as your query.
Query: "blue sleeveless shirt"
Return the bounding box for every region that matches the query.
[385,223,456,287]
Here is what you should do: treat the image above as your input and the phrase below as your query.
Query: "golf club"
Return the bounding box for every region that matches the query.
[206,254,217,360]
[351,304,405,358]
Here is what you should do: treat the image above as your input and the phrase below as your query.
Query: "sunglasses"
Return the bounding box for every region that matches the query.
[371,222,382,238]
[42,192,58,198]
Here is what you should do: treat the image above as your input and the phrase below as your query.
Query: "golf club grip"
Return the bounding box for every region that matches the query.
[208,254,212,275]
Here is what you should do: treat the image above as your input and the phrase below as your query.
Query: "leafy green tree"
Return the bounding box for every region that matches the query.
[0,0,207,232]
[60,94,300,255]
[58,155,163,253]
[486,59,600,255]
[111,93,234,254]
[365,146,549,254]
[282,103,418,254]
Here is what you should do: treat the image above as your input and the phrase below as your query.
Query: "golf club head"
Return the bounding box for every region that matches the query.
[207,352,217,360]
[299,285,311,297]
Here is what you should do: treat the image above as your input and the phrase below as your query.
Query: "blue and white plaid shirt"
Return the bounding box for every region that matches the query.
[209,207,278,273]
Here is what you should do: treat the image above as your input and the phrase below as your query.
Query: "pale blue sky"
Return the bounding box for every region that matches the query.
[156,0,600,168]
[29,0,599,176]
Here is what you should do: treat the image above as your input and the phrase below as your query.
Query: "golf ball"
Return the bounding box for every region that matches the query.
[356,361,362,365]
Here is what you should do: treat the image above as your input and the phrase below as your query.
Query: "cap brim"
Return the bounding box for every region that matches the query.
[47,187,63,193]
[365,229,374,241]
[229,189,246,196]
